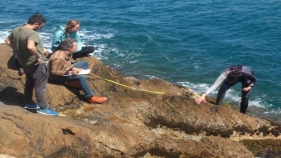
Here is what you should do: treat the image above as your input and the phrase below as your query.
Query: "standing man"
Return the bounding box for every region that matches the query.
[5,14,58,116]
[195,65,257,114]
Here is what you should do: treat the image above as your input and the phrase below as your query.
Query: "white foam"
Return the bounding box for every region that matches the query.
[129,60,138,63]
[0,30,11,44]
[77,29,117,60]
[263,109,281,115]
[144,74,157,79]
[39,32,54,51]
[79,29,115,40]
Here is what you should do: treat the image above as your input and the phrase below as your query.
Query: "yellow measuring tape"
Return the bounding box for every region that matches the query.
[103,78,165,95]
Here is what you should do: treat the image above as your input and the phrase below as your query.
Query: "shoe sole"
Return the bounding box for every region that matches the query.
[89,98,107,104]
[37,111,59,116]
[24,106,40,110]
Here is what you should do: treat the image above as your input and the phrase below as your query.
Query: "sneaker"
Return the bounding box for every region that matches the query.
[18,67,24,76]
[66,81,80,88]
[89,96,107,104]
[24,103,40,110]
[37,106,59,116]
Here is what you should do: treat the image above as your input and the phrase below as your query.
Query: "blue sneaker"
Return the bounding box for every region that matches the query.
[24,103,40,110]
[37,107,59,116]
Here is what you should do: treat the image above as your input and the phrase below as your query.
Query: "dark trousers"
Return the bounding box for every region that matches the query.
[72,46,94,59]
[24,63,48,108]
[216,80,252,114]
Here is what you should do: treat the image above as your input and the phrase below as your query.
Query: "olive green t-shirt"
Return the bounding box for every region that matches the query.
[10,27,47,67]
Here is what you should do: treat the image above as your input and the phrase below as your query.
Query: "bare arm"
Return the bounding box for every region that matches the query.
[27,40,41,57]
[5,35,15,50]
[241,72,257,92]
[27,40,42,65]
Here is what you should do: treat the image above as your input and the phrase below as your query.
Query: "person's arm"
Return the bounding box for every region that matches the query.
[75,32,82,52]
[195,73,226,104]
[51,31,63,52]
[72,67,82,72]
[27,40,42,65]
[5,35,15,50]
[242,72,257,91]
[68,67,81,75]
[50,58,74,76]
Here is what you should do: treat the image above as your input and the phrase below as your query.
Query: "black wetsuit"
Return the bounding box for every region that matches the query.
[205,65,257,114]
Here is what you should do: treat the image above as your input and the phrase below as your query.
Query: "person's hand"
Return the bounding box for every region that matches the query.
[69,70,79,75]
[195,94,207,104]
[34,58,41,65]
[72,67,82,72]
[243,87,252,91]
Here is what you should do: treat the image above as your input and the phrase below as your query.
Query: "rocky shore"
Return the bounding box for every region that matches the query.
[0,43,281,158]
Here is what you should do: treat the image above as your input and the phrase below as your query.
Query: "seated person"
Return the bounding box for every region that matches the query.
[49,38,107,104]
[51,19,94,59]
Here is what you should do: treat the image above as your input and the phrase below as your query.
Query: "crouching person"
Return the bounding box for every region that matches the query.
[49,38,107,104]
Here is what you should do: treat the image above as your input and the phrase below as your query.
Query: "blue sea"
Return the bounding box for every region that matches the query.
[1,0,281,120]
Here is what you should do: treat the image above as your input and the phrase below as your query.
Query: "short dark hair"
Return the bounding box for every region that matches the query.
[27,14,46,25]
[60,38,77,50]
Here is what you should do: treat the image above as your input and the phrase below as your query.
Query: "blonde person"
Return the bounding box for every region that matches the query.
[51,19,94,59]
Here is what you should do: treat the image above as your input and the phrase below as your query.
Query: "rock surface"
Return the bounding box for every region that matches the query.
[0,43,281,158]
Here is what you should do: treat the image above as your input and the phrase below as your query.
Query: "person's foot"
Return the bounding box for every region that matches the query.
[24,103,40,109]
[18,67,24,76]
[37,106,59,116]
[66,81,80,88]
[89,96,107,104]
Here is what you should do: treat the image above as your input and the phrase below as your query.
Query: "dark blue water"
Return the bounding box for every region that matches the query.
[1,0,281,117]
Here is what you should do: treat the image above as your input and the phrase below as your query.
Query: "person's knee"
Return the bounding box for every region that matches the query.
[77,75,86,80]
[82,61,89,67]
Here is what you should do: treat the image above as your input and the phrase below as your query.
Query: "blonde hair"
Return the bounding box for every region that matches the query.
[65,19,80,37]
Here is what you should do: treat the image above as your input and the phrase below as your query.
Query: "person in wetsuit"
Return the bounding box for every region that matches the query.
[195,65,257,114]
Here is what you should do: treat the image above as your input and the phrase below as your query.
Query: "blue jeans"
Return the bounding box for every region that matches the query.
[73,61,89,69]
[53,61,94,99]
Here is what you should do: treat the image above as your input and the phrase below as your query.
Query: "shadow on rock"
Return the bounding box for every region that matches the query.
[0,86,24,105]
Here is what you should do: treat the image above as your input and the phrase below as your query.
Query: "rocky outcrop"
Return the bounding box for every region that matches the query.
[0,43,281,158]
